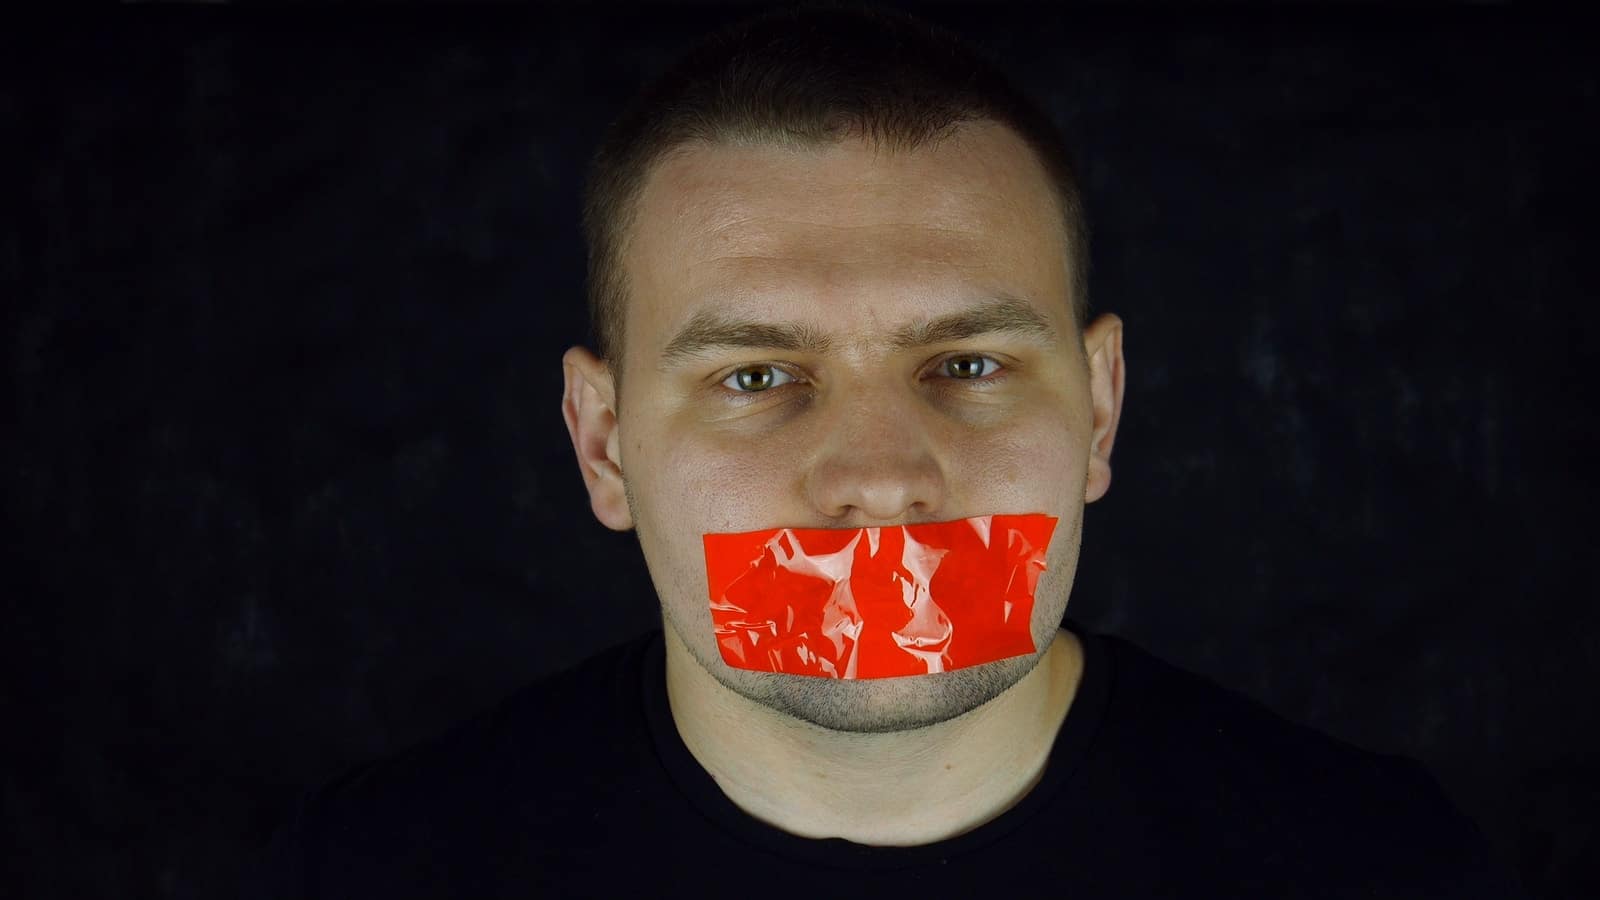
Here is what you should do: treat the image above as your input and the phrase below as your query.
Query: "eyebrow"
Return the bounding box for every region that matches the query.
[656,295,1060,369]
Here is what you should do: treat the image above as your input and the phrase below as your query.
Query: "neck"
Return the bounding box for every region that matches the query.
[663,623,1084,847]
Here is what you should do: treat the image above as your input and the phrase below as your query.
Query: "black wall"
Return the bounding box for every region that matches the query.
[5,3,1596,898]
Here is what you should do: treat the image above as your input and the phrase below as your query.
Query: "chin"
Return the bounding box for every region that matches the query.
[715,645,1047,735]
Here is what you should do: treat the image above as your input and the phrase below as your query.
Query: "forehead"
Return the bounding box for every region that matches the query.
[622,120,1071,354]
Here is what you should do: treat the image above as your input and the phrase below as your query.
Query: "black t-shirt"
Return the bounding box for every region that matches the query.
[245,619,1527,898]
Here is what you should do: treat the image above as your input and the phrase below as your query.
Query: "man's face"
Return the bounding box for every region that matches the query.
[562,119,1124,732]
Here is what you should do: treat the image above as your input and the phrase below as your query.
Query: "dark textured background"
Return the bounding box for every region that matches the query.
[4,2,1596,898]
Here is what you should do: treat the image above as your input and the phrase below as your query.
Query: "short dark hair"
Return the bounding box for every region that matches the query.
[580,2,1091,399]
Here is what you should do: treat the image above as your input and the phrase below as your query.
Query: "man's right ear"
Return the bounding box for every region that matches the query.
[560,346,634,532]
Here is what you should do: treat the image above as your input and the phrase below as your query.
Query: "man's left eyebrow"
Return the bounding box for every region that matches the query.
[887,296,1061,350]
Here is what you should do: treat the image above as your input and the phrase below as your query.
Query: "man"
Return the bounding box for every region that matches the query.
[250,4,1526,897]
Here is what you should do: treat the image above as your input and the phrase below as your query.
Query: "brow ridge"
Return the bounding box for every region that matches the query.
[657,295,1058,368]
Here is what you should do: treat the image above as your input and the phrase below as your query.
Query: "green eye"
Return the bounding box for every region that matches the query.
[945,355,1000,379]
[723,365,794,392]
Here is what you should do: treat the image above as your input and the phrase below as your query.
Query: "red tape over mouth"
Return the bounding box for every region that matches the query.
[702,514,1057,679]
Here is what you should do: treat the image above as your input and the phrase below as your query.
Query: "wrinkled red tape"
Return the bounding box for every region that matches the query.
[703,514,1057,679]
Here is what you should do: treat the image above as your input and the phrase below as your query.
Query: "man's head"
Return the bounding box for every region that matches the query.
[562,3,1125,733]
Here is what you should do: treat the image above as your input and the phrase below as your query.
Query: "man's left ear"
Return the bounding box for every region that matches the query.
[1082,313,1125,504]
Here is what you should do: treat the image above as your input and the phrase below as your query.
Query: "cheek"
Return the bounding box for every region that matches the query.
[955,406,1081,513]
[623,433,725,610]
[646,428,803,535]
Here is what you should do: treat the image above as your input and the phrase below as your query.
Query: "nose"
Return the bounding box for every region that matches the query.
[802,388,949,524]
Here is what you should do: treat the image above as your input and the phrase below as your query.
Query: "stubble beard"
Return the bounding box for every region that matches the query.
[638,481,1081,735]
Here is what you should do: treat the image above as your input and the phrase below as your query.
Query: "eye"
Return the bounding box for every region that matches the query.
[721,364,797,393]
[941,355,1002,380]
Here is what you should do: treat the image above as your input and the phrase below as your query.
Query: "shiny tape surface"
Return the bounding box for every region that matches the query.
[703,514,1058,679]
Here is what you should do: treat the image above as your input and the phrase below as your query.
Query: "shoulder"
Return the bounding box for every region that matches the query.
[330,629,647,809]
[1095,631,1443,812]
[1089,632,1525,897]
[248,631,657,898]
[1097,632,1399,780]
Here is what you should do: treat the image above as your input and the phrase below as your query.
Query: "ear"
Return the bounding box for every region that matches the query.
[561,346,634,531]
[1082,313,1126,504]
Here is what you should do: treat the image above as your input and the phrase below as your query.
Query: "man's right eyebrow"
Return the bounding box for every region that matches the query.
[657,312,835,369]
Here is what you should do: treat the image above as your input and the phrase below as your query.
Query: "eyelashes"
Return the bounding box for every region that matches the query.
[716,354,1009,398]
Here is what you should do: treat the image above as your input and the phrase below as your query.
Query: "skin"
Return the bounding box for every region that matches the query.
[561,119,1126,846]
